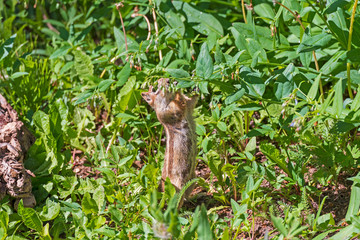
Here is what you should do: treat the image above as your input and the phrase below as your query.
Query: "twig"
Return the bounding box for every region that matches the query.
[42,13,59,34]
[346,0,358,99]
[149,0,162,60]
[115,2,128,53]
[100,2,128,78]
[275,1,321,92]
[131,13,151,41]
[241,0,247,24]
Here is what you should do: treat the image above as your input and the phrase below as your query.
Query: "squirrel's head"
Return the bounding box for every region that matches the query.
[142,78,198,124]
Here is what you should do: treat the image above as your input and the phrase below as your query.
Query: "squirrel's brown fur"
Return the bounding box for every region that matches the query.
[141,79,198,204]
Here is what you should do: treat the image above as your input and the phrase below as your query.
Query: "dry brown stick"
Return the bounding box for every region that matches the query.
[131,13,151,40]
[100,2,129,79]
[241,0,247,24]
[149,0,162,60]
[275,1,319,72]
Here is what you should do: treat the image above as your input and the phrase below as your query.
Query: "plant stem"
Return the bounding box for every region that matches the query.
[275,1,320,73]
[346,0,358,99]
[150,0,162,60]
[116,2,128,53]
[132,13,151,41]
[241,0,247,24]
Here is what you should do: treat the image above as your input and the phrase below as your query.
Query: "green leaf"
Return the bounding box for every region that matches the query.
[346,179,360,222]
[217,121,227,132]
[196,42,213,79]
[114,76,136,113]
[166,68,190,78]
[253,3,275,22]
[237,103,263,111]
[196,125,206,136]
[93,186,105,212]
[308,74,322,101]
[260,143,290,177]
[33,110,51,135]
[232,23,288,50]
[328,8,348,48]
[225,89,245,104]
[320,50,346,75]
[50,45,72,59]
[165,10,185,37]
[116,62,131,87]
[274,63,295,100]
[297,33,332,53]
[74,50,94,80]
[271,215,288,236]
[11,72,28,79]
[173,2,223,36]
[40,199,61,221]
[351,86,360,111]
[197,204,213,240]
[332,79,344,118]
[99,79,115,92]
[74,89,95,105]
[0,33,16,61]
[82,192,98,214]
[347,48,360,63]
[18,200,43,233]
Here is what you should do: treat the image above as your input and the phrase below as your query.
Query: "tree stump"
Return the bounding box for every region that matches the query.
[0,94,36,209]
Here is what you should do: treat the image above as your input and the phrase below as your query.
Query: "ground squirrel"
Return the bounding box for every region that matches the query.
[141,79,198,205]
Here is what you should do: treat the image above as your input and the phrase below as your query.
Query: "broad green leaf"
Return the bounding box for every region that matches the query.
[0,33,16,61]
[297,33,332,53]
[260,143,290,176]
[317,213,335,229]
[332,79,344,118]
[347,48,360,63]
[74,50,94,81]
[225,89,245,104]
[99,79,115,92]
[173,1,223,36]
[18,200,43,233]
[50,45,72,59]
[271,215,288,236]
[74,89,95,105]
[321,50,346,75]
[254,3,275,21]
[114,76,136,113]
[215,43,224,64]
[197,204,213,240]
[345,179,360,222]
[33,110,51,135]
[274,63,295,100]
[165,10,185,37]
[11,72,28,79]
[114,27,139,52]
[232,23,288,50]
[82,192,98,214]
[351,86,360,111]
[196,125,206,136]
[237,103,263,111]
[328,8,348,48]
[328,224,356,240]
[40,199,60,221]
[217,121,227,132]
[94,186,105,212]
[116,62,131,87]
[166,68,190,78]
[196,42,213,79]
[308,74,322,101]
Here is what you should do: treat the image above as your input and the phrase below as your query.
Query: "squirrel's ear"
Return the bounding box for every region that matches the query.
[141,92,155,106]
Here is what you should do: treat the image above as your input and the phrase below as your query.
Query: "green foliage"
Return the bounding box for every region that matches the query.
[1,0,360,238]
